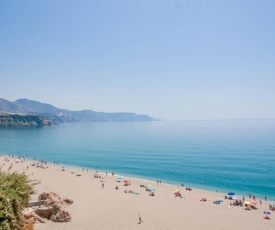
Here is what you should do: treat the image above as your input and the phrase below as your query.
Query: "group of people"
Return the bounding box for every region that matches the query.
[174,191,182,198]
[232,200,243,206]
[124,189,134,193]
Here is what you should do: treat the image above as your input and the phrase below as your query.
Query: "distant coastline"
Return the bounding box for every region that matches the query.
[0,98,159,126]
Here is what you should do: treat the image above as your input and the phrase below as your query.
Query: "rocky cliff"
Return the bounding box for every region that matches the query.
[0,114,51,127]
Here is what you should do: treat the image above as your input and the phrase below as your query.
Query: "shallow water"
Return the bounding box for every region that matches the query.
[1,120,275,199]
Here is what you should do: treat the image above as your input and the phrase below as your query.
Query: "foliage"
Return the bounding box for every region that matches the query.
[0,114,51,127]
[0,165,35,230]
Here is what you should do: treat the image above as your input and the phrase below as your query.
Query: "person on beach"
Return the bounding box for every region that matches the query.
[160,180,161,185]
[265,195,267,201]
[157,180,158,185]
[138,214,143,224]
[102,183,104,189]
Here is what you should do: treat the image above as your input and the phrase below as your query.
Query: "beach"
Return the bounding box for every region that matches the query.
[1,155,274,230]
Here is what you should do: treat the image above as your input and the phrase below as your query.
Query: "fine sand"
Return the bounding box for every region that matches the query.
[1,155,274,230]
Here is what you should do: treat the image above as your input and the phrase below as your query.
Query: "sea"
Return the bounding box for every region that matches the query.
[1,120,275,200]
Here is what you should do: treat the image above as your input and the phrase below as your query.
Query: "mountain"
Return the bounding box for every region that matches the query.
[0,98,32,114]
[14,98,61,114]
[0,98,158,124]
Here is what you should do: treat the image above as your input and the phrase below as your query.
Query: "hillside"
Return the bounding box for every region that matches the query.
[0,114,52,127]
[0,98,32,114]
[0,98,159,125]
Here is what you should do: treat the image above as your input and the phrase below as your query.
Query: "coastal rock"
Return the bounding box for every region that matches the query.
[64,197,74,205]
[35,207,53,220]
[37,192,73,222]
[50,209,71,222]
[0,113,51,127]
[38,192,65,205]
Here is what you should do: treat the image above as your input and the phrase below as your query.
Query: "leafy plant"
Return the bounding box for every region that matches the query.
[0,165,36,229]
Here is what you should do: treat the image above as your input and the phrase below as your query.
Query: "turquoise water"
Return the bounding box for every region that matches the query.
[1,120,275,199]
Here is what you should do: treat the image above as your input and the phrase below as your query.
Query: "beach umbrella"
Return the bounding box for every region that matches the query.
[117,177,122,180]
[124,180,129,183]
[149,189,155,192]
[232,196,240,200]
[250,200,257,205]
[244,201,251,205]
[217,200,223,202]
[146,184,152,187]
[263,211,271,215]
[227,192,235,195]
[174,189,179,193]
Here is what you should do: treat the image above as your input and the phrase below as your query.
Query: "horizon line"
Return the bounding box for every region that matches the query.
[162,119,275,121]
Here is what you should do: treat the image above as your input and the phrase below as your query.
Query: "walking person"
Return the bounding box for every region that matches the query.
[138,214,143,224]
[102,183,104,189]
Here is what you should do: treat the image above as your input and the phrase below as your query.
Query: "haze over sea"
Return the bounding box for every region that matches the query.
[1,120,275,199]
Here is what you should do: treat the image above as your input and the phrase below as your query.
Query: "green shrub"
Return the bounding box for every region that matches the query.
[0,165,35,230]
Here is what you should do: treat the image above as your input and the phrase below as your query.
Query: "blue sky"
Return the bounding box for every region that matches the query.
[0,0,274,120]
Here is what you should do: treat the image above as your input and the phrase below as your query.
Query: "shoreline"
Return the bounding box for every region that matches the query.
[1,153,274,201]
[1,154,275,230]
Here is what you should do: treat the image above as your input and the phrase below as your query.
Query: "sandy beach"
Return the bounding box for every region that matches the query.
[1,155,274,230]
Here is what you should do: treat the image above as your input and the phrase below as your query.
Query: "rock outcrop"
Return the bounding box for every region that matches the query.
[37,192,73,222]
